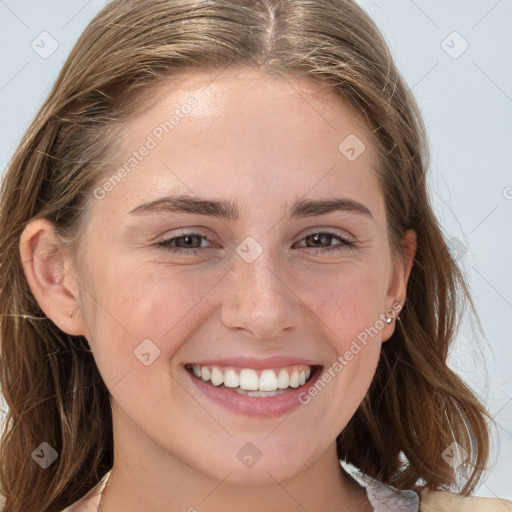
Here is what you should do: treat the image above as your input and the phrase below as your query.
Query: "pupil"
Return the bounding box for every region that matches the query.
[311,233,328,247]
[181,235,198,248]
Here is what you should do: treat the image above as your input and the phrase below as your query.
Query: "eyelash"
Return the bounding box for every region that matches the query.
[157,229,356,255]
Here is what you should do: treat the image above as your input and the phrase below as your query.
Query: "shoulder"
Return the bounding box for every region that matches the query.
[340,461,511,512]
[418,487,512,512]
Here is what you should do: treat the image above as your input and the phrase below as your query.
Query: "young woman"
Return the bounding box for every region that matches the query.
[0,1,510,511]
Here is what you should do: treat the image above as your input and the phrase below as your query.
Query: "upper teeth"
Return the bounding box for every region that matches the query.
[190,364,312,391]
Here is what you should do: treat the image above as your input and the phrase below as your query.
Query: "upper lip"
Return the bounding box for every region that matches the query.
[185,356,322,370]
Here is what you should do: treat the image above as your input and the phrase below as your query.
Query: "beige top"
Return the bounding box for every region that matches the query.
[418,487,512,511]
[61,469,512,511]
[61,471,110,512]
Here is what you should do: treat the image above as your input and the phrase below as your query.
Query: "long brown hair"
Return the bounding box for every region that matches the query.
[0,1,491,510]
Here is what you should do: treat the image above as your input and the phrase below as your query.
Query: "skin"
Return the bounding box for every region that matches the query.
[21,68,416,512]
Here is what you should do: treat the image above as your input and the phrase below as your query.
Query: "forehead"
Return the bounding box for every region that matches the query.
[96,68,384,222]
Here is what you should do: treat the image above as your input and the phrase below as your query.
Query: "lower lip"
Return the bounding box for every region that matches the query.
[185,366,323,418]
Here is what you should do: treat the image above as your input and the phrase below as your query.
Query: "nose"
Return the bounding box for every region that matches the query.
[220,248,301,340]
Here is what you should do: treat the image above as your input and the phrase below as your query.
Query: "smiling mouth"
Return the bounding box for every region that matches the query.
[185,363,321,397]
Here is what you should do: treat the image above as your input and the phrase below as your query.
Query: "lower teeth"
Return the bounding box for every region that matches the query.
[198,379,293,397]
[233,387,289,397]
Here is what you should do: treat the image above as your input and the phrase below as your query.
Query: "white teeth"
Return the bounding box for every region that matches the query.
[224,368,239,388]
[201,366,210,381]
[235,388,288,397]
[190,364,315,393]
[259,369,278,391]
[277,368,290,389]
[210,367,224,386]
[239,368,259,391]
[289,369,300,388]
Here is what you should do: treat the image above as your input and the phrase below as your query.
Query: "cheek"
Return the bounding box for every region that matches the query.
[293,262,386,413]
[295,260,388,342]
[80,255,224,384]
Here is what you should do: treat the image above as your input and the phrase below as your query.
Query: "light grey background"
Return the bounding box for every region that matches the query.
[0,0,510,501]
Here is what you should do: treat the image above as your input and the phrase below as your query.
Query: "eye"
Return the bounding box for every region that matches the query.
[294,230,356,254]
[157,229,355,256]
[157,230,214,255]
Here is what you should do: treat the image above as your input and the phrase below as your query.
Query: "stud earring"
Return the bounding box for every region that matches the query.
[385,316,393,324]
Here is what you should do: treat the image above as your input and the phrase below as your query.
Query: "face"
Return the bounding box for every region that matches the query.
[69,69,409,482]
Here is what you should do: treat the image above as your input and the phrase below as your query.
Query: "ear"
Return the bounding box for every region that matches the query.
[381,229,417,341]
[19,218,86,336]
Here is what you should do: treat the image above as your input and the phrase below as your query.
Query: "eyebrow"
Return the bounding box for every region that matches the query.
[128,195,373,220]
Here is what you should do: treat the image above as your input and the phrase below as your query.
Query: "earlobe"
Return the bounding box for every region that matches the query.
[19,219,86,336]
